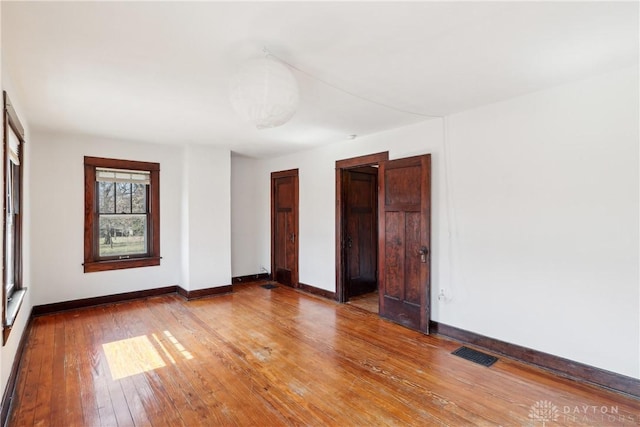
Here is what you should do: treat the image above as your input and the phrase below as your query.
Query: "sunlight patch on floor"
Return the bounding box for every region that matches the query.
[152,332,177,364]
[103,335,166,380]
[164,330,194,360]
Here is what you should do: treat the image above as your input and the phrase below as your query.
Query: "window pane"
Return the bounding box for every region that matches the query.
[11,163,20,214]
[5,163,15,294]
[99,214,147,257]
[99,182,115,213]
[85,157,160,273]
[115,182,132,214]
[131,183,147,213]
[5,214,14,294]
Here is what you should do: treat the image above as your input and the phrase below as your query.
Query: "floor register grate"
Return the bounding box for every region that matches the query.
[451,346,498,367]
[261,283,278,290]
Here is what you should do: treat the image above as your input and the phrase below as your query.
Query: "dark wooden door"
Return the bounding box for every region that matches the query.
[378,155,431,333]
[271,169,298,287]
[344,167,378,298]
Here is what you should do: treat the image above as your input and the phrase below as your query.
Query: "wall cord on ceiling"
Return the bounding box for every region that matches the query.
[441,116,460,303]
[264,47,442,119]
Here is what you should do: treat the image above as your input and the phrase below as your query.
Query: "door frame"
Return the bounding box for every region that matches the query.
[335,152,389,303]
[271,169,299,287]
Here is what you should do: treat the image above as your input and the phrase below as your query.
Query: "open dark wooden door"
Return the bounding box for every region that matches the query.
[378,155,431,333]
[344,167,378,298]
[271,169,298,287]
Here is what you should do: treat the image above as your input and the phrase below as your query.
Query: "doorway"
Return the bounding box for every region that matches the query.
[336,152,432,334]
[343,166,378,301]
[271,169,299,288]
[336,152,389,305]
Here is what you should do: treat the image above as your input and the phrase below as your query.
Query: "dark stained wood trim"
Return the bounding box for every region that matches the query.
[32,286,178,316]
[83,162,96,268]
[4,91,25,141]
[83,257,161,273]
[149,162,161,266]
[0,308,32,427]
[421,154,432,333]
[177,285,233,300]
[271,169,299,288]
[430,320,640,399]
[297,282,337,301]
[83,156,161,273]
[32,284,236,315]
[335,151,389,169]
[232,273,270,284]
[83,156,160,171]
[335,152,389,303]
[270,169,299,179]
[2,325,9,346]
[2,93,6,343]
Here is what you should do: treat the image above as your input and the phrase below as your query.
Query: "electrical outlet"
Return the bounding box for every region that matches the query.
[438,289,446,301]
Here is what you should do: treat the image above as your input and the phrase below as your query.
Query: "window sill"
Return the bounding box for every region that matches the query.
[3,288,26,345]
[84,257,161,273]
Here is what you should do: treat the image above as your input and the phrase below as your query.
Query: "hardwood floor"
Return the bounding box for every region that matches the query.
[9,283,640,426]
[347,291,379,314]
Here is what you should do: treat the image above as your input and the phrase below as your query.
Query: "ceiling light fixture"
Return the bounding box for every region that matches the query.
[229,50,299,130]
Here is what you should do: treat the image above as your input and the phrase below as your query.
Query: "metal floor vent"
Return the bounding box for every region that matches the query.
[261,283,278,290]
[452,346,498,367]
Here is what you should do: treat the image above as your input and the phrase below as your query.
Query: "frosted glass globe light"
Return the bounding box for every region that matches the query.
[229,56,299,129]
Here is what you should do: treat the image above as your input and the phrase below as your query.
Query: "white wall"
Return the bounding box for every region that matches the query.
[30,135,233,305]
[443,65,639,378]
[231,154,262,276]
[231,65,639,378]
[30,133,184,304]
[182,145,231,290]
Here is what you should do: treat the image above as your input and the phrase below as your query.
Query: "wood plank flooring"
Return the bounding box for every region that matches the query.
[347,292,379,314]
[9,282,640,426]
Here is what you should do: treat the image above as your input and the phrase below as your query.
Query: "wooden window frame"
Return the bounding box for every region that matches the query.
[84,156,160,273]
[3,91,26,345]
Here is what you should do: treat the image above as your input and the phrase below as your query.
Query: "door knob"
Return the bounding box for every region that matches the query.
[290,233,295,243]
[418,246,428,263]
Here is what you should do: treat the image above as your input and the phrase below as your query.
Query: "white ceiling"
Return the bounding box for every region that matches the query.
[2,1,638,158]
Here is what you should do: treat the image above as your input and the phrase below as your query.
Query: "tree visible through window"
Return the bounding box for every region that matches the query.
[98,169,149,258]
[84,157,160,273]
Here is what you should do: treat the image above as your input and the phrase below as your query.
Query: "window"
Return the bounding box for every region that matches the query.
[3,91,26,344]
[84,157,160,273]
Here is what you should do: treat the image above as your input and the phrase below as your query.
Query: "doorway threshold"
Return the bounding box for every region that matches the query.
[347,292,379,314]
